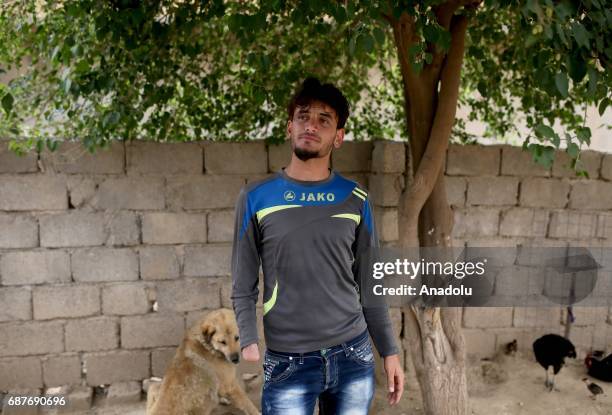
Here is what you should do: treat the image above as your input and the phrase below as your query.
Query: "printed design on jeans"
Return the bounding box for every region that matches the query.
[349,340,375,366]
[263,354,294,384]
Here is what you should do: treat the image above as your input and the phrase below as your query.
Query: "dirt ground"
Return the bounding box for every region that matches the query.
[72,350,611,415]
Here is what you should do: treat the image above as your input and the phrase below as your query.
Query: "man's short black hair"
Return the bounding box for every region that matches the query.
[287,77,350,129]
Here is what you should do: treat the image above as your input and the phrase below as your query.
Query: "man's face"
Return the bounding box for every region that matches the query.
[287,100,344,162]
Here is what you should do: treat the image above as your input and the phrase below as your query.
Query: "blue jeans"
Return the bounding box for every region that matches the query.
[261,329,375,415]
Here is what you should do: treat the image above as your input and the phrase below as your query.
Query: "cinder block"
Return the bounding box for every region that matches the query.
[519,178,570,208]
[208,210,235,243]
[598,213,612,240]
[514,239,568,267]
[65,317,118,352]
[567,325,594,353]
[501,146,550,177]
[102,283,151,315]
[0,287,32,321]
[0,176,67,210]
[103,381,142,405]
[373,207,398,242]
[0,251,70,286]
[72,248,139,282]
[446,144,500,176]
[368,174,404,207]
[120,314,185,349]
[126,141,202,174]
[139,246,180,280]
[33,285,100,320]
[463,307,513,328]
[452,207,500,238]
[219,276,236,309]
[371,141,405,173]
[0,321,63,357]
[204,142,267,174]
[142,212,206,245]
[44,385,93,414]
[268,141,291,172]
[331,141,372,173]
[84,350,149,386]
[0,214,37,248]
[552,150,602,179]
[0,357,43,394]
[152,347,176,377]
[0,139,38,173]
[513,307,561,327]
[184,245,232,277]
[548,210,600,239]
[561,307,608,326]
[39,212,106,247]
[156,278,221,312]
[106,211,140,246]
[592,323,610,351]
[166,175,245,210]
[569,181,612,210]
[40,140,124,174]
[463,329,496,358]
[0,357,42,389]
[53,385,93,412]
[601,154,612,181]
[66,175,96,208]
[92,177,165,210]
[499,208,549,238]
[42,354,82,387]
[494,265,544,296]
[445,177,466,207]
[466,176,518,206]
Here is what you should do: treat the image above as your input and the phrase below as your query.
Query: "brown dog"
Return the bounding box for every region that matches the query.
[146,309,260,415]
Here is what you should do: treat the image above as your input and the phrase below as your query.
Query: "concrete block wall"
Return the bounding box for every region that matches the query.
[0,139,611,397]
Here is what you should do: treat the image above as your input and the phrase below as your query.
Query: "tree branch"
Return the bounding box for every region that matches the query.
[399,14,469,245]
[389,11,421,103]
[426,1,461,83]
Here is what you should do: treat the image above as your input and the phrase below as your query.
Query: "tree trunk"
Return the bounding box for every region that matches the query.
[377,3,479,414]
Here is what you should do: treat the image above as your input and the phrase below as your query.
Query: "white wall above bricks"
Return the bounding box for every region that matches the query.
[0,139,611,391]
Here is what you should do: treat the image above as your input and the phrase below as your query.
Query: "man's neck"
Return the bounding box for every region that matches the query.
[284,154,331,182]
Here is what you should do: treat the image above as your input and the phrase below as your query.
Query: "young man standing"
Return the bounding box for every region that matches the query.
[231,77,404,414]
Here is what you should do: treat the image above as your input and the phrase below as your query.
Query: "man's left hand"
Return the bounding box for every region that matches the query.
[383,354,404,405]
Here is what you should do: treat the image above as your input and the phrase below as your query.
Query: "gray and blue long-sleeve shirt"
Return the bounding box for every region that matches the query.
[231,168,399,357]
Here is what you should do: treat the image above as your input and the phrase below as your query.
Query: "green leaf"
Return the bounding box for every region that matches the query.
[348,33,357,56]
[359,33,374,54]
[554,72,568,97]
[423,25,439,43]
[373,27,385,45]
[535,123,556,139]
[102,111,120,128]
[598,97,609,116]
[75,59,90,74]
[576,126,591,145]
[566,142,579,158]
[571,22,590,48]
[45,139,58,152]
[587,67,598,96]
[528,144,555,168]
[568,54,586,82]
[1,93,14,114]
